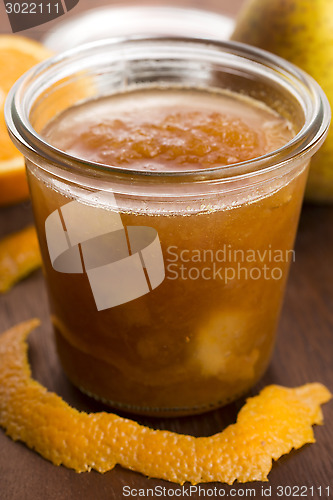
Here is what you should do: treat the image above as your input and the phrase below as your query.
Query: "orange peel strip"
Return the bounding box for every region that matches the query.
[0,319,331,484]
[0,225,42,293]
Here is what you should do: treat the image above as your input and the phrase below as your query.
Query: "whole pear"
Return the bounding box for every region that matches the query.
[231,0,333,203]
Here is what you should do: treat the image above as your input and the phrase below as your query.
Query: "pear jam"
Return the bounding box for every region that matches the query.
[28,88,307,416]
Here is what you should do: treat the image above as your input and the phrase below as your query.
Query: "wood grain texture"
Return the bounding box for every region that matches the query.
[0,0,333,498]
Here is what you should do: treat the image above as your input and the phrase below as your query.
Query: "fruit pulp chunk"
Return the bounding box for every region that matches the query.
[28,88,307,415]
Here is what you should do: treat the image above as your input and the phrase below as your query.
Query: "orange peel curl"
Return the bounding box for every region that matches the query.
[0,225,41,293]
[0,319,331,484]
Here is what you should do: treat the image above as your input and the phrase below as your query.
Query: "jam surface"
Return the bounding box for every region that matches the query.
[43,88,293,171]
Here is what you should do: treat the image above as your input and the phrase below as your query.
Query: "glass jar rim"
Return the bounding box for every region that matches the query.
[5,36,331,184]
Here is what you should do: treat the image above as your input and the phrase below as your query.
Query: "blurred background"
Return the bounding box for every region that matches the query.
[0,0,246,37]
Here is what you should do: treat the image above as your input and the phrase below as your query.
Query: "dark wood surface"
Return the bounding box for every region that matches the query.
[0,1,333,499]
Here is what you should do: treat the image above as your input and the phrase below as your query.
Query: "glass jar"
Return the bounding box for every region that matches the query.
[5,38,330,416]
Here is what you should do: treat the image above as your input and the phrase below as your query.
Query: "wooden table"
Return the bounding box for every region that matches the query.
[0,1,332,499]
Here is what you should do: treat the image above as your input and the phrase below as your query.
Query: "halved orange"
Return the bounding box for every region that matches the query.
[0,36,52,206]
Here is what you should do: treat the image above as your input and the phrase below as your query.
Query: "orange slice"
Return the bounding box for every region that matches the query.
[0,225,42,292]
[0,35,52,206]
[0,319,331,484]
